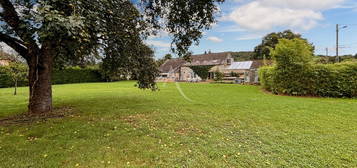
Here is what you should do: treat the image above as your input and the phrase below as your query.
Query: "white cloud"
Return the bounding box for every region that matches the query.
[207,36,223,43]
[258,0,344,10]
[224,0,344,31]
[148,30,170,39]
[216,25,246,32]
[236,34,262,40]
[145,40,171,48]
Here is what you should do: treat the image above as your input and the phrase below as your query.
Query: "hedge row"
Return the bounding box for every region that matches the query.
[0,66,103,88]
[52,67,103,85]
[259,62,357,98]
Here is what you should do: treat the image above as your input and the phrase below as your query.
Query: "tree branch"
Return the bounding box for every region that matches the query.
[0,32,29,60]
[0,0,40,55]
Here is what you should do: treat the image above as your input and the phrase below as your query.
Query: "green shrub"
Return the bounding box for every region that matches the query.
[0,65,28,88]
[310,63,357,97]
[52,66,103,85]
[258,66,275,91]
[0,66,103,88]
[259,38,357,98]
[214,71,224,81]
[259,62,357,98]
[189,65,214,81]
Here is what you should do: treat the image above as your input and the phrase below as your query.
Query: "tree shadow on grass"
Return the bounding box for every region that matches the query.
[0,92,159,126]
[0,106,73,126]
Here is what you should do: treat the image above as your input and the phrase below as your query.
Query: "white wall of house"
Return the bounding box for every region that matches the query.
[157,72,180,82]
[0,60,10,66]
[180,67,202,82]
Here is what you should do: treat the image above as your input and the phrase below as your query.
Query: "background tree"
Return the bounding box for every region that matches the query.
[214,71,224,82]
[189,65,214,81]
[0,0,224,114]
[270,38,314,94]
[157,53,173,67]
[254,30,314,60]
[8,62,28,95]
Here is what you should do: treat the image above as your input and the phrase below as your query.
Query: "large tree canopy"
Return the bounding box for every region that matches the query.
[0,0,224,114]
[253,30,314,60]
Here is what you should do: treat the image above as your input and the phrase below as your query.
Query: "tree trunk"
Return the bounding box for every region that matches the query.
[14,79,17,95]
[28,44,54,114]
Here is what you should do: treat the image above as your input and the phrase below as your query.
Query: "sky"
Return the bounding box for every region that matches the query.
[147,0,357,59]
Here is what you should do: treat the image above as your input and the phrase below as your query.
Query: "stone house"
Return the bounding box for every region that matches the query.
[158,52,233,82]
[157,58,186,82]
[224,60,269,83]
[157,52,269,83]
[0,59,11,66]
[0,51,14,66]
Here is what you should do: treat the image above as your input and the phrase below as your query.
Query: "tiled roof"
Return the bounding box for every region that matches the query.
[159,58,186,73]
[251,60,273,69]
[159,52,232,73]
[184,52,232,66]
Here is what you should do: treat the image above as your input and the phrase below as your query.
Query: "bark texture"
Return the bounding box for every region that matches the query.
[28,44,54,114]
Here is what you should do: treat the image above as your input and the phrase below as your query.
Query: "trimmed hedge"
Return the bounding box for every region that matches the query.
[0,66,103,88]
[259,62,357,98]
[52,67,103,85]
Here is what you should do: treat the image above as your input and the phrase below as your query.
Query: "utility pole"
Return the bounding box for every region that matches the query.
[336,24,339,62]
[336,24,348,63]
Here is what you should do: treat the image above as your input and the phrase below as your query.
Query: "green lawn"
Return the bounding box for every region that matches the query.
[0,81,356,167]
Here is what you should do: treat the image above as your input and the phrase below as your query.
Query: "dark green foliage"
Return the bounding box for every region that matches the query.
[231,51,255,61]
[142,0,225,58]
[214,71,224,81]
[259,39,357,97]
[189,65,214,81]
[164,54,172,60]
[311,63,357,97]
[254,30,313,60]
[260,63,357,97]
[52,67,103,85]
[0,66,103,87]
[1,0,223,91]
[258,66,275,91]
[156,54,173,67]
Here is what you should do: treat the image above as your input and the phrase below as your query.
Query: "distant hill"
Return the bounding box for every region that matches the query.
[314,54,357,63]
[231,51,255,61]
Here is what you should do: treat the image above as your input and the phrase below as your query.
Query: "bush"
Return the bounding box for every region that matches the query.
[0,66,103,88]
[52,66,103,85]
[0,65,28,88]
[214,71,224,81]
[310,63,357,97]
[260,63,357,98]
[258,66,275,91]
[189,65,214,81]
[259,38,357,98]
